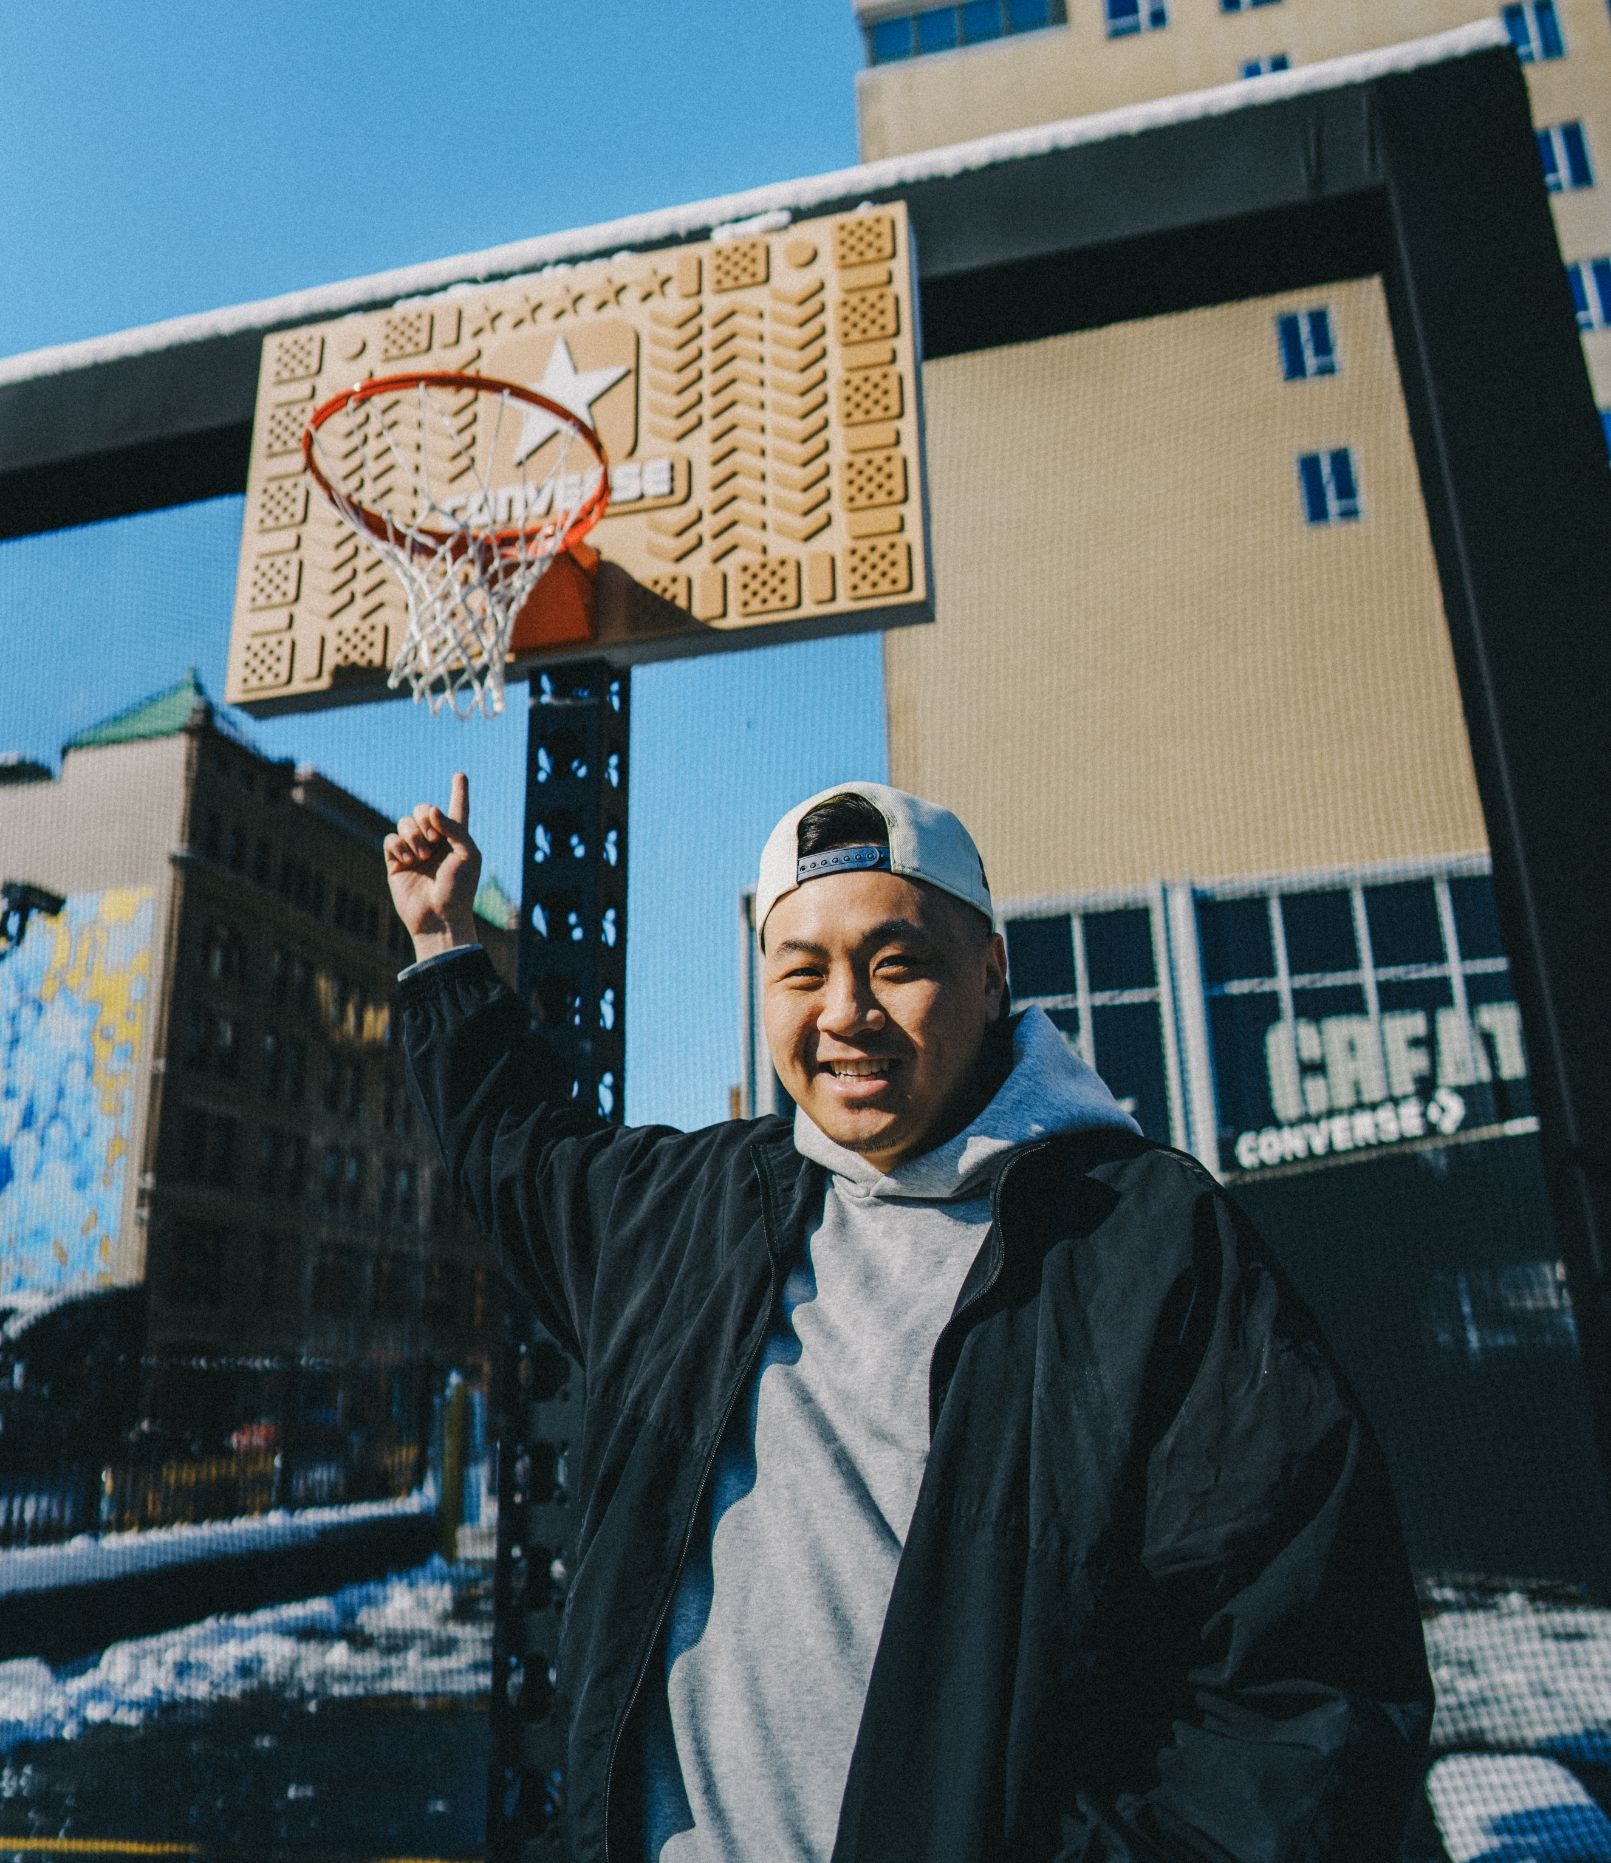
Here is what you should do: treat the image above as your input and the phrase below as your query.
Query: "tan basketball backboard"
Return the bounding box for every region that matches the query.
[225,205,930,713]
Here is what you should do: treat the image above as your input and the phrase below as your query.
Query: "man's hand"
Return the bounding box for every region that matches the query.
[385,770,484,963]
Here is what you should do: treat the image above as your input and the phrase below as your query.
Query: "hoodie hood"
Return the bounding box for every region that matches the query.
[793,1005,1141,1202]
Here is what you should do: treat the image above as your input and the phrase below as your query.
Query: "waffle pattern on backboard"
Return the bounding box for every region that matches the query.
[226,206,930,712]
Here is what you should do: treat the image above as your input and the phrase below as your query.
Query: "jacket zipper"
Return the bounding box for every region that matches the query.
[926,1142,1048,1437]
[599,1151,788,1860]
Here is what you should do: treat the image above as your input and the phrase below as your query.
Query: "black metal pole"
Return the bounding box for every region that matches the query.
[1374,54,1611,1556]
[486,660,630,1859]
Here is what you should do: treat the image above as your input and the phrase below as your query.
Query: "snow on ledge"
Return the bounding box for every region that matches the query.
[0,1492,430,1598]
[0,21,1507,392]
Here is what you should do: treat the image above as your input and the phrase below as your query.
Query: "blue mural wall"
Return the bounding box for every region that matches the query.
[0,888,155,1295]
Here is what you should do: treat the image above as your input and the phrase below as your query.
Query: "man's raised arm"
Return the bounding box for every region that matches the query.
[387,771,621,1363]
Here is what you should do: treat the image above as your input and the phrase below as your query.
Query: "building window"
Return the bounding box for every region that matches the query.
[1240,52,1289,76]
[379,1161,416,1230]
[262,1030,306,1103]
[342,1149,366,1217]
[179,1107,237,1190]
[1502,0,1563,59]
[322,1145,344,1213]
[1196,868,1530,1171]
[256,1228,280,1311]
[323,1055,364,1119]
[424,1258,456,1329]
[200,921,244,985]
[1297,448,1361,524]
[167,1222,225,1308]
[313,1246,361,1318]
[283,1133,308,1200]
[916,5,959,50]
[1276,309,1336,380]
[255,1129,281,1198]
[182,1004,239,1078]
[1567,258,1611,330]
[1105,0,1167,35]
[999,857,1529,1181]
[1004,900,1177,1142]
[1221,0,1282,9]
[373,1253,415,1321]
[1539,122,1594,191]
[870,13,914,58]
[865,0,1062,62]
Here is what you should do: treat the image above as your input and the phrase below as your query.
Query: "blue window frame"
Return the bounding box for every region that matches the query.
[1602,410,1611,460]
[1221,0,1282,9]
[1298,448,1361,525]
[1240,52,1290,76]
[871,15,914,59]
[916,4,959,50]
[1538,122,1594,192]
[1503,0,1564,61]
[1105,0,1168,37]
[1276,308,1337,380]
[1567,258,1611,330]
[866,0,1063,63]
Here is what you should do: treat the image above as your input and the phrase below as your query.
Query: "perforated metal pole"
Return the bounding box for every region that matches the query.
[487,660,629,1860]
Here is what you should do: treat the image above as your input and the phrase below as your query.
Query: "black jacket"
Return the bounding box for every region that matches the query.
[401,949,1433,1862]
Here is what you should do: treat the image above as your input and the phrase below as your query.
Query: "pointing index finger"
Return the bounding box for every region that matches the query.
[450,769,470,830]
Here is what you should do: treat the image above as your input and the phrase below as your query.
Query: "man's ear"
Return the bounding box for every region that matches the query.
[984,930,1009,1021]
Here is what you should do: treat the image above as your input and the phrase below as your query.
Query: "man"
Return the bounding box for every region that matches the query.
[389,773,1432,1863]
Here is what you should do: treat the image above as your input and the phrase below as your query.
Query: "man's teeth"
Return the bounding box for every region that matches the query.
[826,1062,891,1077]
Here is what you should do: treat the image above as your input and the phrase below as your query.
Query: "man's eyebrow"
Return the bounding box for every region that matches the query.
[858,918,929,948]
[769,936,831,959]
[766,919,931,961]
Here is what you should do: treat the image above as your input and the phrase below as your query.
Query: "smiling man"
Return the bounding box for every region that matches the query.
[391,776,1432,1863]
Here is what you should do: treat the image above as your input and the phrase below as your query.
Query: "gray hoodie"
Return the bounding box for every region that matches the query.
[645,1007,1139,1862]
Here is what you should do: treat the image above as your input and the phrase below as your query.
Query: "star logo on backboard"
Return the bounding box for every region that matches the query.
[513,337,630,464]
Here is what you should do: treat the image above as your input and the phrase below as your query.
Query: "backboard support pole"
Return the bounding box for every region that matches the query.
[487,660,630,1857]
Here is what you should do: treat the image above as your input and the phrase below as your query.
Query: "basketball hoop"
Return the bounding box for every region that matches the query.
[302,371,610,719]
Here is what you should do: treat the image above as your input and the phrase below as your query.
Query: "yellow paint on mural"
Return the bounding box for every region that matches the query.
[1,884,156,1295]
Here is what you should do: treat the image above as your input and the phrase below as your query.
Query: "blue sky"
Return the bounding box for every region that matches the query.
[0,0,887,1128]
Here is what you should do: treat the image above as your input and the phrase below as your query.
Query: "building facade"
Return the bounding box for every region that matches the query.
[855,0,1611,431]
[0,671,514,1503]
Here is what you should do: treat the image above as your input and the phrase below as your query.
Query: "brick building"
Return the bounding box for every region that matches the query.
[0,670,515,1488]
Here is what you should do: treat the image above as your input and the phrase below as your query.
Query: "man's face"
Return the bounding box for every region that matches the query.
[762,869,1007,1172]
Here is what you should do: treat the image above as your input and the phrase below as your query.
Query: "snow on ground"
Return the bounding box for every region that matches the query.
[0,1555,489,1754]
[1427,1753,1611,1862]
[0,1492,429,1597]
[1424,1585,1611,1767]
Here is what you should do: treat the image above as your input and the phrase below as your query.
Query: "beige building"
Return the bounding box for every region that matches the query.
[830,8,1570,1177]
[0,671,515,1472]
[856,0,1611,410]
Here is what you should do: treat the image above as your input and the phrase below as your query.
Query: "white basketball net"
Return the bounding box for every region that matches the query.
[304,378,606,720]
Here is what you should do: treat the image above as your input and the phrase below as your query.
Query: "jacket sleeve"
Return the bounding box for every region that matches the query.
[1052,1181,1433,1863]
[398,945,663,1365]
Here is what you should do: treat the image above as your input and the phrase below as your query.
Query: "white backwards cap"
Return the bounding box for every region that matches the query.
[756,780,994,937]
